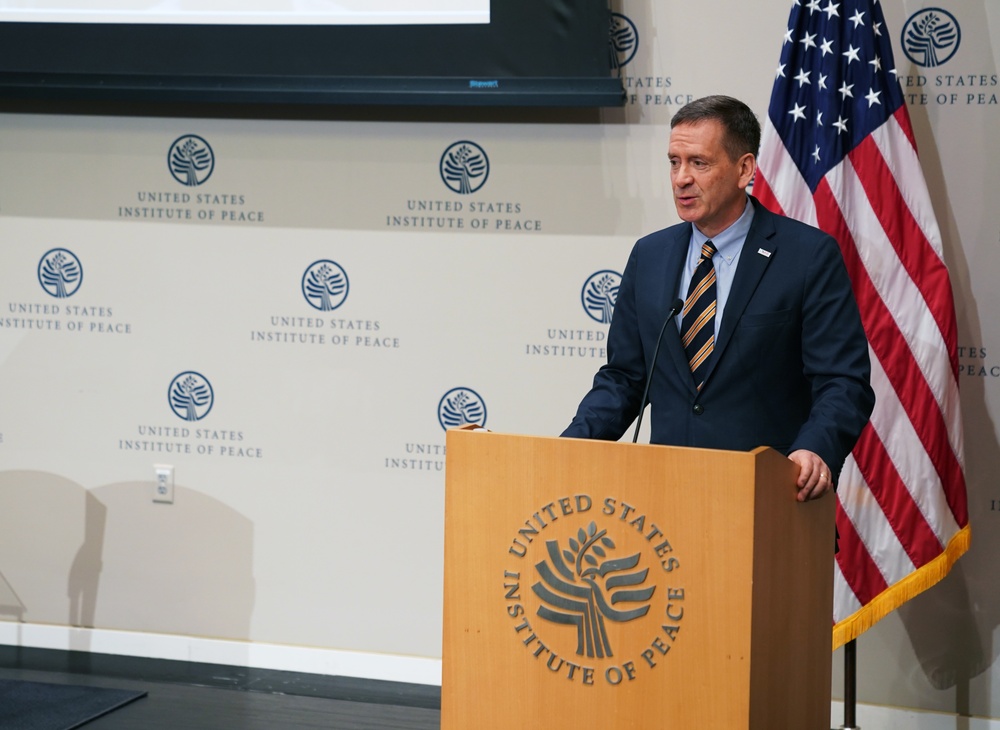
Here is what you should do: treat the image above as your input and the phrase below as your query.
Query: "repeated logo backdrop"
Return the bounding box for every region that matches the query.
[1,0,999,717]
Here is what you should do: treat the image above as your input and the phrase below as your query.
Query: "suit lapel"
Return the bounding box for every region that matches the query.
[658,225,700,395]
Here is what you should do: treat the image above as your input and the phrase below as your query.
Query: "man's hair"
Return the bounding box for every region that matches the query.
[671,95,761,161]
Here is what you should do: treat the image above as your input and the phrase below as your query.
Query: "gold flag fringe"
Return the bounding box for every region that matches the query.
[832,524,972,650]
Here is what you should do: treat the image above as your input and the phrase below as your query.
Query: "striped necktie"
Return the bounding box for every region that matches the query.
[681,240,718,391]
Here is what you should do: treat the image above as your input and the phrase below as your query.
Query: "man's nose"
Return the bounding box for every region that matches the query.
[672,164,693,185]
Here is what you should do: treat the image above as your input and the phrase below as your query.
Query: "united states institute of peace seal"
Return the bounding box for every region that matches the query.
[503,494,686,687]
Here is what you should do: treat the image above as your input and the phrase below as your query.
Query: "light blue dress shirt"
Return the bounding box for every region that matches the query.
[676,196,756,339]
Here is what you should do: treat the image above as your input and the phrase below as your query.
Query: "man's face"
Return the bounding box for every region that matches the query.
[668,119,756,239]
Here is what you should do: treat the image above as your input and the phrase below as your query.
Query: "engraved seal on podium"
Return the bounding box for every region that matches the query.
[503,494,685,687]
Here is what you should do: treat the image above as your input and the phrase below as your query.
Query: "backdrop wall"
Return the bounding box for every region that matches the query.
[1,0,998,720]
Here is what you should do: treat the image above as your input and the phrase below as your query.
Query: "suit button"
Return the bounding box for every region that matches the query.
[692,404,704,415]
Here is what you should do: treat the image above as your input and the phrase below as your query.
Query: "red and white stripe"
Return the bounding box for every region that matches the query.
[754,106,969,645]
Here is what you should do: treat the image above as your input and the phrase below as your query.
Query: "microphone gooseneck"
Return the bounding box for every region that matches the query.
[632,298,685,444]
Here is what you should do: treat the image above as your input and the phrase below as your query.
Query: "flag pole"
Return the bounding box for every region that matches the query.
[838,639,859,730]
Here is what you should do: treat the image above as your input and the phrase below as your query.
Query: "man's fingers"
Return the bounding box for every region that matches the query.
[788,450,832,501]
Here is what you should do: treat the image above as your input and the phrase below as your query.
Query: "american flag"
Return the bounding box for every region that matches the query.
[753,0,970,647]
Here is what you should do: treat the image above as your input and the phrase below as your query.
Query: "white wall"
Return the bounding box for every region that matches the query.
[1,0,998,720]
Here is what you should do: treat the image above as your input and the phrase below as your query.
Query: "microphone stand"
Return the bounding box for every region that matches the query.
[632,298,684,444]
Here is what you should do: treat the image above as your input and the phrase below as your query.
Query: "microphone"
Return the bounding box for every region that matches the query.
[632,298,684,444]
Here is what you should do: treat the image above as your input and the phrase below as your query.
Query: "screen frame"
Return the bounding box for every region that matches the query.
[0,2,624,108]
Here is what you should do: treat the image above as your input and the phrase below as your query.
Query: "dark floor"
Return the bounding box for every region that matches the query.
[0,647,441,730]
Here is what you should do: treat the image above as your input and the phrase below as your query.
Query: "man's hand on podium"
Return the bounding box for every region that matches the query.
[788,449,833,502]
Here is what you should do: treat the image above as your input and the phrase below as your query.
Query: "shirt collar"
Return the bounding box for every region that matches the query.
[691,196,755,267]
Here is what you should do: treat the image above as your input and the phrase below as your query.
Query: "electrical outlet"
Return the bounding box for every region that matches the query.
[153,464,174,504]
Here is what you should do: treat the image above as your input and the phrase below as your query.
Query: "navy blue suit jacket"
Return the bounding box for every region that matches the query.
[563,197,875,478]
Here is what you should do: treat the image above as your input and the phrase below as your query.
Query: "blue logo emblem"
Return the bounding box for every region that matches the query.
[168,134,215,187]
[438,387,487,430]
[609,13,639,70]
[581,270,622,324]
[169,371,214,422]
[440,141,489,195]
[302,260,350,311]
[38,248,83,298]
[902,8,960,67]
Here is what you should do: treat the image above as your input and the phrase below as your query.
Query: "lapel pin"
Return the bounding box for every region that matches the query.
[757,248,772,258]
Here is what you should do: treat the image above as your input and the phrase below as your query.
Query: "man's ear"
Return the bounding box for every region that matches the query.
[738,153,757,190]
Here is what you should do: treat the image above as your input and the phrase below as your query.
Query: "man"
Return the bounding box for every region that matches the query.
[562,95,874,503]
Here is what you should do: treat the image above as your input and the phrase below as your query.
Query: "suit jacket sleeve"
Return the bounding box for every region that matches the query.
[787,231,875,475]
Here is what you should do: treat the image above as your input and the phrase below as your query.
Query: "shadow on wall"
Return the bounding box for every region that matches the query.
[0,569,25,622]
[0,470,255,644]
[68,488,106,629]
[892,93,998,717]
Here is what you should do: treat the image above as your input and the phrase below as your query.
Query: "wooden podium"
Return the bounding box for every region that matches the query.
[441,428,835,730]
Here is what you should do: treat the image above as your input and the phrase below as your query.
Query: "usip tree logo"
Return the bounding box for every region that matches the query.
[902,8,961,67]
[440,141,489,195]
[37,248,83,298]
[609,13,639,70]
[302,260,350,311]
[438,387,487,430]
[169,372,214,422]
[582,270,622,324]
[533,521,654,659]
[168,134,215,187]
[504,495,686,686]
